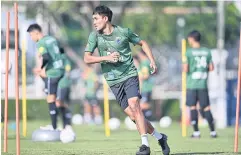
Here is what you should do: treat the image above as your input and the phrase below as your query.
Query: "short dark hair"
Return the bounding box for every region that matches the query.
[27,23,42,32]
[93,5,113,22]
[188,30,201,42]
[60,47,64,54]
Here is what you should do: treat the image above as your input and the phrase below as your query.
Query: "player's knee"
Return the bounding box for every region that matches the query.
[203,106,211,111]
[128,115,135,122]
[63,103,69,108]
[47,95,56,103]
[129,103,141,115]
[55,101,61,107]
[128,97,139,105]
[190,106,196,110]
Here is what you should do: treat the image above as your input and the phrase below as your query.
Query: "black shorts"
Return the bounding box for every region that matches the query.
[186,89,210,109]
[44,77,62,95]
[57,87,70,102]
[110,76,142,110]
[41,77,48,94]
[140,92,152,103]
[85,96,99,105]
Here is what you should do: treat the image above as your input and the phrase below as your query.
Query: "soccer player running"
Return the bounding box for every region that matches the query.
[82,66,103,125]
[56,48,73,130]
[138,51,154,121]
[84,5,170,155]
[27,24,65,130]
[183,30,217,138]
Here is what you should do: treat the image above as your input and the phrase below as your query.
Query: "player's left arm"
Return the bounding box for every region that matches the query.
[127,28,157,74]
[138,40,157,74]
[207,49,214,71]
[182,64,189,73]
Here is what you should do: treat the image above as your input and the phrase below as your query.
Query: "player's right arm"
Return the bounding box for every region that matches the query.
[84,52,119,64]
[33,44,50,77]
[84,32,119,64]
[182,49,189,73]
[37,43,52,70]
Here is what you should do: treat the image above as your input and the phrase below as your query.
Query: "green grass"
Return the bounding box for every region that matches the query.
[1,120,241,155]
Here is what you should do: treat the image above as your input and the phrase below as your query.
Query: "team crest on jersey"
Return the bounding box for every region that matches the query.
[38,47,45,54]
[116,37,121,44]
[65,64,71,71]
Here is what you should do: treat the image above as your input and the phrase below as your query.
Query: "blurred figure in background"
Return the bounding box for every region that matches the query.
[55,47,73,130]
[138,50,154,121]
[183,30,217,138]
[82,66,103,125]
[28,23,64,130]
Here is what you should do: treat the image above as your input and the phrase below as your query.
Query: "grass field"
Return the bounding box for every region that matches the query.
[1,120,241,155]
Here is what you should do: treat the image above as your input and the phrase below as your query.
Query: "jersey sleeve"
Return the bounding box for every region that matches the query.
[85,32,97,53]
[65,59,71,72]
[37,42,48,56]
[127,28,141,45]
[62,54,71,72]
[207,49,213,65]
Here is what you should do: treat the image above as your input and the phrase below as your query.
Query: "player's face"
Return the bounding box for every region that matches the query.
[187,37,194,47]
[29,30,39,42]
[92,14,108,31]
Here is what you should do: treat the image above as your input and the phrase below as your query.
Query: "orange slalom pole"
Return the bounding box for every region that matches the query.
[3,11,10,153]
[15,3,20,155]
[234,22,241,153]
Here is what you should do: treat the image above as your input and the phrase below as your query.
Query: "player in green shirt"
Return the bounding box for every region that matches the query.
[27,24,64,130]
[138,51,154,121]
[183,30,217,138]
[82,66,102,125]
[56,48,73,129]
[84,5,170,155]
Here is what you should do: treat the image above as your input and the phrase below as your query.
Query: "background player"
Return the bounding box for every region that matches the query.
[27,24,64,130]
[182,30,217,138]
[138,50,154,121]
[56,47,73,130]
[82,66,103,125]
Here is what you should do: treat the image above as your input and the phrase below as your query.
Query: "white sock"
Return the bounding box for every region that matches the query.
[94,115,103,125]
[141,134,149,147]
[210,131,217,136]
[151,129,163,140]
[193,131,201,136]
[84,113,92,124]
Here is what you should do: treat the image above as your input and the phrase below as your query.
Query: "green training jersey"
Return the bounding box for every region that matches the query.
[37,36,64,78]
[84,70,98,98]
[184,47,212,89]
[85,25,141,86]
[140,59,153,93]
[58,53,72,88]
